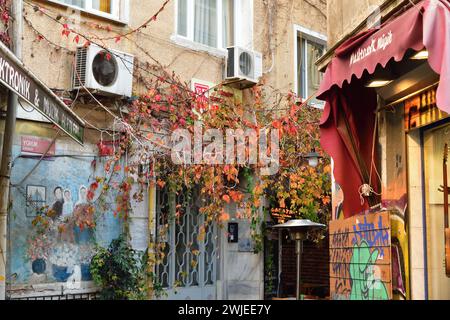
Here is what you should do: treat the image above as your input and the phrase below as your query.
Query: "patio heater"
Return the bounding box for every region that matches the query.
[272,219,326,300]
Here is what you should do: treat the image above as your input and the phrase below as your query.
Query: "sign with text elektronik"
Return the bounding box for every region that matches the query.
[0,43,84,144]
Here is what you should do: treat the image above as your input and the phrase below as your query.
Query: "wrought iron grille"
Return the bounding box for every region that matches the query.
[156,186,217,289]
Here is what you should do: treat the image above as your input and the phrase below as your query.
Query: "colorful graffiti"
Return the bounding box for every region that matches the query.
[349,240,389,300]
[8,140,123,287]
[330,211,392,300]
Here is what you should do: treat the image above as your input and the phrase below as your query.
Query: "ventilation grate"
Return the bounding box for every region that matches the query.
[73,47,88,88]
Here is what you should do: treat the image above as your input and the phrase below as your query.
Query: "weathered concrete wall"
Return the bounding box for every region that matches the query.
[254,0,327,94]
[326,0,412,47]
[24,0,326,97]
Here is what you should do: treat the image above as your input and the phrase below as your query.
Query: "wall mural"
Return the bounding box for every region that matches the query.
[8,142,122,287]
[329,211,392,300]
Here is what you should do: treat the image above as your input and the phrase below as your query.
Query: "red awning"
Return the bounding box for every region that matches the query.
[318,0,450,218]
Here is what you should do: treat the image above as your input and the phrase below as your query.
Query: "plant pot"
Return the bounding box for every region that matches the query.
[31,258,46,275]
[81,263,92,281]
[52,264,71,282]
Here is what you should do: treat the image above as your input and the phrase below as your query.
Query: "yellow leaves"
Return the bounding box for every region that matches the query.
[197,226,206,242]
[253,184,263,196]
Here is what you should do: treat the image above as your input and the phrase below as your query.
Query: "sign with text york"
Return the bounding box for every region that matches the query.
[0,44,84,144]
[21,135,56,156]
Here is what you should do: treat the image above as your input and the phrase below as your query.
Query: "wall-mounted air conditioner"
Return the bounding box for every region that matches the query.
[72,44,134,97]
[226,46,263,89]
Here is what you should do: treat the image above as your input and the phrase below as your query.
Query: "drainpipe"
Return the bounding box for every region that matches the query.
[0,0,22,300]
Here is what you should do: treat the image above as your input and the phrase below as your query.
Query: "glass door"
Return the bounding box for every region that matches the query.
[423,123,450,299]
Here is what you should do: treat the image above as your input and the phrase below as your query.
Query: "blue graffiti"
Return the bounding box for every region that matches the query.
[352,216,390,257]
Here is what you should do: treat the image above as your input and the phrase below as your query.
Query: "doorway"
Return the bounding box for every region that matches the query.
[423,122,450,299]
[155,186,218,300]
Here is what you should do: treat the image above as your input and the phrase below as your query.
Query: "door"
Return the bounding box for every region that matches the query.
[155,186,218,300]
[423,122,450,299]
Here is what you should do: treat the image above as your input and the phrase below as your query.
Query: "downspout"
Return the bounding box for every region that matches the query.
[147,168,157,299]
[0,0,22,301]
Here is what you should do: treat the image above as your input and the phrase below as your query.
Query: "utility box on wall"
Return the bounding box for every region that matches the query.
[228,222,238,243]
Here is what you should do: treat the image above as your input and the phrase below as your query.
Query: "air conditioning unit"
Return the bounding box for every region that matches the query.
[226,46,263,89]
[72,44,134,97]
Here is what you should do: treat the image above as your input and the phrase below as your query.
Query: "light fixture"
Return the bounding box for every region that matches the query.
[304,149,321,168]
[272,219,326,300]
[410,50,429,60]
[365,79,394,88]
[365,68,395,88]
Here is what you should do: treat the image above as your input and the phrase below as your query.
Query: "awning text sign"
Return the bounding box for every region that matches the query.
[349,31,393,66]
[0,44,84,144]
[317,3,424,97]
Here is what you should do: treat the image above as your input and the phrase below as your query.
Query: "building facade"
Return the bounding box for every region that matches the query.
[319,0,450,300]
[0,0,327,300]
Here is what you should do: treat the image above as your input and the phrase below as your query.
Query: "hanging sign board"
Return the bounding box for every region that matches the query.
[0,42,85,144]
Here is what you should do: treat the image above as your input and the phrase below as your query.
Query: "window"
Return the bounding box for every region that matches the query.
[48,0,127,22]
[294,26,326,106]
[176,0,252,50]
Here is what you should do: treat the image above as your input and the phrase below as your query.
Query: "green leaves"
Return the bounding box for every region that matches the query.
[90,235,149,300]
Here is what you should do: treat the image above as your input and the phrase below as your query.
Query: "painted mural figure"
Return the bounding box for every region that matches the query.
[349,240,389,300]
[51,186,64,219]
[33,184,96,283]
[62,189,74,219]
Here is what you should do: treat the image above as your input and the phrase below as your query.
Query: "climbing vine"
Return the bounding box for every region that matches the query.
[22,0,331,299]
[0,0,11,45]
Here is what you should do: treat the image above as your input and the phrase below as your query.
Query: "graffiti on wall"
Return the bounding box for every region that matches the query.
[330,211,392,300]
[9,140,123,287]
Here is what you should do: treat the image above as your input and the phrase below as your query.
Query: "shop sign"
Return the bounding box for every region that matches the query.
[329,211,392,300]
[21,135,56,156]
[350,31,393,66]
[404,86,448,131]
[0,43,84,144]
[191,79,214,113]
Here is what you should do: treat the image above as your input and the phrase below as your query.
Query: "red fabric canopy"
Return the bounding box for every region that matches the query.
[318,0,450,218]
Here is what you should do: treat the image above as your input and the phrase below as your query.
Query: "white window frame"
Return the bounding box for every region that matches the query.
[172,0,253,56]
[47,0,129,24]
[293,24,327,107]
